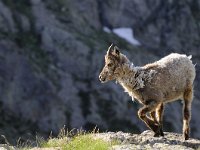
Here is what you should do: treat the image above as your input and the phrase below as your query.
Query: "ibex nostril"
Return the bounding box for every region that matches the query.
[99,75,105,82]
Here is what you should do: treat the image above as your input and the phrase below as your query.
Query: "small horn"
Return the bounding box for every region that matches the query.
[107,43,114,54]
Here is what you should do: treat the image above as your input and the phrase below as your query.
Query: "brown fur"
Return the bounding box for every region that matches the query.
[99,44,196,140]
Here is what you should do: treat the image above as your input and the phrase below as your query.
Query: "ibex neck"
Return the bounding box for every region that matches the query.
[116,60,157,100]
[117,62,144,91]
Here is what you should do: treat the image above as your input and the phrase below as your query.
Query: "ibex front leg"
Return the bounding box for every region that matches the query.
[149,103,164,137]
[138,100,161,137]
[156,103,164,136]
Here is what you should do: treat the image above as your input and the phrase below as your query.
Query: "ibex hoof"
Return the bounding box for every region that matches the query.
[160,132,164,137]
[153,132,160,137]
[160,128,164,137]
[153,125,164,137]
[184,135,189,140]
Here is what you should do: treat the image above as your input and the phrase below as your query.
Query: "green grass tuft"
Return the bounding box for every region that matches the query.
[41,137,68,148]
[41,134,112,150]
[65,134,110,150]
[41,134,116,150]
[39,128,118,150]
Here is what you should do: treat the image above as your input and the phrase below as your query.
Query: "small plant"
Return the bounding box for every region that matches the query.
[40,127,118,150]
[63,134,110,150]
[41,137,70,148]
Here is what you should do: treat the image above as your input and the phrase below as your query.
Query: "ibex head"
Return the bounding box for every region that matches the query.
[99,44,123,83]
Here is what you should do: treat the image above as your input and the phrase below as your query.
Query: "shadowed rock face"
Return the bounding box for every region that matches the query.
[0,0,200,145]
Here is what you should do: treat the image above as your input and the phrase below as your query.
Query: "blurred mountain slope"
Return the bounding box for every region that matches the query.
[0,0,200,144]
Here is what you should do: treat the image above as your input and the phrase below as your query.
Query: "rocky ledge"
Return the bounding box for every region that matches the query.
[1,130,200,150]
[94,130,200,150]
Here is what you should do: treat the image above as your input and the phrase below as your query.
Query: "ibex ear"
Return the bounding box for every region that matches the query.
[113,46,120,56]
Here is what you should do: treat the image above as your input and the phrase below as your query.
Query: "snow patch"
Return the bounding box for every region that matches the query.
[102,27,141,46]
[113,28,140,45]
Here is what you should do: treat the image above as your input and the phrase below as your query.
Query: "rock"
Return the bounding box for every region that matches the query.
[0,144,13,150]
[100,0,200,56]
[0,1,16,33]
[66,0,101,31]
[16,13,31,32]
[94,130,200,150]
[133,0,200,55]
[31,0,59,32]
[99,0,156,28]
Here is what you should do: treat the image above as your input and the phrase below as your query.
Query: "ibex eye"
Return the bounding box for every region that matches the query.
[107,63,113,67]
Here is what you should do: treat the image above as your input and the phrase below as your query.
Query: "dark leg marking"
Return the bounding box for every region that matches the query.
[149,103,164,137]
[149,111,157,123]
[183,100,191,140]
[183,86,193,140]
[156,103,164,136]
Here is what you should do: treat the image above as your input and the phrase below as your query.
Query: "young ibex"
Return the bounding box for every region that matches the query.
[99,44,196,140]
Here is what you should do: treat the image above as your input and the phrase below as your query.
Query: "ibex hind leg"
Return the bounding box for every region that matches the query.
[183,86,193,140]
